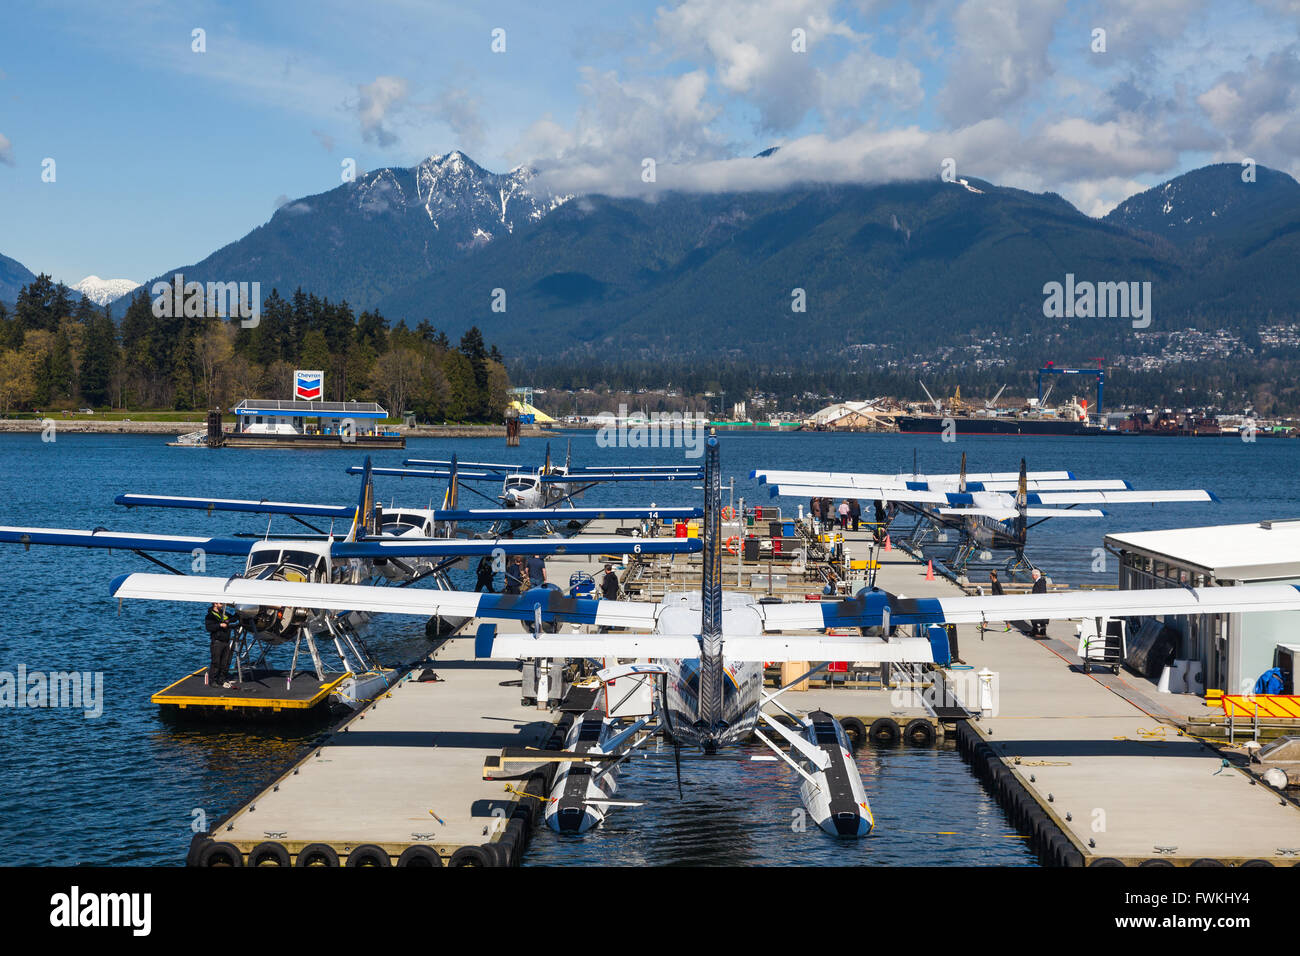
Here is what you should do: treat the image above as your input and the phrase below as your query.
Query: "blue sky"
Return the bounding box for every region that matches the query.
[1,0,1297,286]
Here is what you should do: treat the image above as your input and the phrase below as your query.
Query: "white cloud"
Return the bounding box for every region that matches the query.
[354,75,410,147]
[938,0,1068,123]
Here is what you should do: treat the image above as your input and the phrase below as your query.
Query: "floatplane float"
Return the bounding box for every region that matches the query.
[757,453,1215,576]
[0,457,702,718]
[105,434,1300,838]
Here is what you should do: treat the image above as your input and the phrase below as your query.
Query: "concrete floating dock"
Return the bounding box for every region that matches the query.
[852,526,1300,866]
[190,634,557,866]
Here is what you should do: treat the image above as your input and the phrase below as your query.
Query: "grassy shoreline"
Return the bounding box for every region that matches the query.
[0,417,558,438]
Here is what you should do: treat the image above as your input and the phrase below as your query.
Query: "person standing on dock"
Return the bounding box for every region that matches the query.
[601,563,619,600]
[204,601,235,688]
[838,499,850,530]
[1030,569,1047,636]
[475,554,496,593]
[504,556,524,594]
[848,498,861,532]
[526,553,547,588]
[989,570,1004,596]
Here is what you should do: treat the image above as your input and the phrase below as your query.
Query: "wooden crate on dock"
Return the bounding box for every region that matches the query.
[780,661,810,691]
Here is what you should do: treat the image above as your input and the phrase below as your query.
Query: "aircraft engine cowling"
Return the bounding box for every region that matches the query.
[234,569,315,644]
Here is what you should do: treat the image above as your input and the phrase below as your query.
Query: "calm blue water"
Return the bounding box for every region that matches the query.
[0,430,1295,865]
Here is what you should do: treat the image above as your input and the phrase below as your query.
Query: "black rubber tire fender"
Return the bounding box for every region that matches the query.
[868,717,900,746]
[248,841,291,867]
[294,843,340,867]
[1139,858,1175,867]
[1090,857,1125,867]
[397,845,444,867]
[903,718,936,747]
[1241,859,1274,867]
[449,845,494,867]
[196,841,244,867]
[1190,858,1225,867]
[346,844,391,867]
[838,717,868,752]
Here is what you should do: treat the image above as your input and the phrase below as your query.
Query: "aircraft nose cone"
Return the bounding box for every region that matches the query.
[556,807,584,833]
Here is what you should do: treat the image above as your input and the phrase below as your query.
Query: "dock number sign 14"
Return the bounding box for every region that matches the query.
[295,370,324,402]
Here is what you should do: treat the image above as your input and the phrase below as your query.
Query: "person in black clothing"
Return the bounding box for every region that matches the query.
[205,601,235,688]
[848,498,861,532]
[874,500,887,543]
[475,554,496,593]
[526,554,546,588]
[1030,569,1047,635]
[504,556,523,594]
[601,563,619,600]
[989,570,1004,596]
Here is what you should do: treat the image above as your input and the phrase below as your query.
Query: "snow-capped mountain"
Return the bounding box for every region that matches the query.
[1103,163,1300,243]
[124,150,569,308]
[72,275,141,305]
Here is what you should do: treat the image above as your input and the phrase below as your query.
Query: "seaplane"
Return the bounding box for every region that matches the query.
[757,454,1216,576]
[103,434,1300,841]
[119,454,705,563]
[366,442,704,525]
[0,458,703,712]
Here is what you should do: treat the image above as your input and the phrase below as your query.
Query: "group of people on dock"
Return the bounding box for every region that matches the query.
[473,553,621,600]
[809,496,862,532]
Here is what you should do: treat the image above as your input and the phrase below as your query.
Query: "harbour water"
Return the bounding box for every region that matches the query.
[1,430,1296,865]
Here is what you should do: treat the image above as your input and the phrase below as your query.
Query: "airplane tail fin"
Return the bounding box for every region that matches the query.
[1014,457,1028,545]
[701,432,722,641]
[349,456,376,541]
[442,453,460,510]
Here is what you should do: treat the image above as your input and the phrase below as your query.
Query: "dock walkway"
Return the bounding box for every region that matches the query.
[855,528,1300,865]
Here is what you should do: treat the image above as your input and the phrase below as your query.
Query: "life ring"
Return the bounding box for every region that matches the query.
[346,844,391,867]
[721,506,735,520]
[904,718,936,747]
[868,717,900,745]
[726,536,739,554]
[397,845,444,867]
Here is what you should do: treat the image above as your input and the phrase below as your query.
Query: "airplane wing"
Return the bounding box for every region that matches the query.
[539,472,702,483]
[753,469,1074,485]
[404,459,527,473]
[477,631,935,662]
[115,494,354,519]
[348,466,504,481]
[435,507,703,522]
[767,484,955,504]
[756,585,1300,630]
[886,585,1300,626]
[0,526,256,556]
[935,508,1106,519]
[109,573,663,628]
[1028,490,1218,505]
[332,536,701,559]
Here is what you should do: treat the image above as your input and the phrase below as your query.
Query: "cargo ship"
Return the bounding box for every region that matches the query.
[898,391,1103,436]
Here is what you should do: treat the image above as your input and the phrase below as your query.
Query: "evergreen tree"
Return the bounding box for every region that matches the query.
[80,306,119,406]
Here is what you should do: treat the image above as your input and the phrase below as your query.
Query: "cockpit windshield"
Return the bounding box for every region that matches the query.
[381,512,429,534]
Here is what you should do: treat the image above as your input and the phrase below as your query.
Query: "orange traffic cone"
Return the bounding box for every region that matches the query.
[884,534,891,551]
[926,560,935,581]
